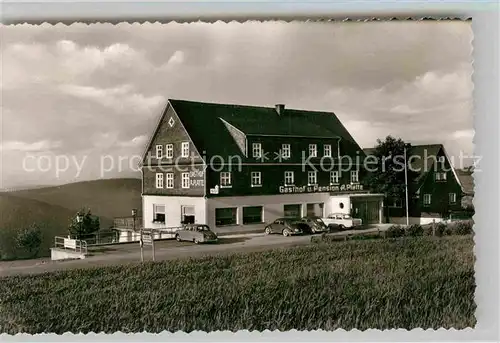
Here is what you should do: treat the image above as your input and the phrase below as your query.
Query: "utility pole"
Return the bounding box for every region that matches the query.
[139,229,144,262]
[404,144,410,226]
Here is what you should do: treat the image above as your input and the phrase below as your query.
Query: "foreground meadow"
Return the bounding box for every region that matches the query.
[0,235,475,333]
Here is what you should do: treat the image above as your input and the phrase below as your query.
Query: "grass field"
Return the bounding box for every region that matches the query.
[0,178,141,259]
[0,235,475,333]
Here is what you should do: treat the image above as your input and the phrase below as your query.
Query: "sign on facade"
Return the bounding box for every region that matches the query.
[279,183,364,194]
[189,170,204,187]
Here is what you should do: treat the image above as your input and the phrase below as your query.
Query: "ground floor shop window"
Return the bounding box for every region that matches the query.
[243,206,263,224]
[153,204,166,223]
[181,205,195,224]
[306,203,324,217]
[215,207,237,226]
[284,204,301,218]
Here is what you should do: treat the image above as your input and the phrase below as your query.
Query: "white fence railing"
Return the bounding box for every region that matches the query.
[54,236,88,255]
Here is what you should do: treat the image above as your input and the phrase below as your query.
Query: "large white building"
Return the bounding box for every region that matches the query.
[140,99,384,233]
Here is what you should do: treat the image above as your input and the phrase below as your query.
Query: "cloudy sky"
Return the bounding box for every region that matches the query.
[1,21,473,189]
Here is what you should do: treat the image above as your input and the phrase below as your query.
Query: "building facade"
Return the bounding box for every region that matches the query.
[141,99,384,233]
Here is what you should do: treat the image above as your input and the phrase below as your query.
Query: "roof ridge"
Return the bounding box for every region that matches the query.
[168,98,338,115]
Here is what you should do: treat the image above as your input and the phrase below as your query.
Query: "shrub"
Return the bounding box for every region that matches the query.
[385,225,405,238]
[0,227,20,260]
[434,222,447,237]
[16,223,42,258]
[68,209,100,239]
[449,220,474,235]
[405,224,423,237]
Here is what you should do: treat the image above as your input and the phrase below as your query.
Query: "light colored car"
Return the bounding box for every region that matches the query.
[264,217,306,237]
[175,224,218,244]
[321,213,362,230]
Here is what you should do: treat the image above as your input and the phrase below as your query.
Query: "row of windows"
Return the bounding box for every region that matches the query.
[155,172,191,189]
[155,142,190,159]
[251,142,335,159]
[155,169,359,190]
[391,193,457,208]
[422,193,457,206]
[219,170,359,188]
[152,204,195,224]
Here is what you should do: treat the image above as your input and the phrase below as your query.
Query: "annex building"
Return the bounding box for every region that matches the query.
[140,99,384,233]
[364,144,475,225]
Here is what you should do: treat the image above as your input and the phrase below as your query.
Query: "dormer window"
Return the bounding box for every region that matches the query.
[155,145,163,159]
[252,143,262,158]
[281,144,291,159]
[181,142,190,158]
[324,144,332,157]
[309,144,317,157]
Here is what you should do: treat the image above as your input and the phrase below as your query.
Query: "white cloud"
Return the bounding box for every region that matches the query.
[58,84,165,112]
[389,105,422,114]
[0,140,62,152]
[117,135,149,148]
[452,129,475,139]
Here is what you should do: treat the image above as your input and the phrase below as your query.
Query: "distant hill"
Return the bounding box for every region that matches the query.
[0,178,142,259]
[10,178,142,223]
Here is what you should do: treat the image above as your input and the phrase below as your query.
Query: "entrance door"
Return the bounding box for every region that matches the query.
[351,199,380,224]
[181,206,195,224]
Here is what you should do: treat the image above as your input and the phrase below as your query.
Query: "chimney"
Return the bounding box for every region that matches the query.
[275,104,285,115]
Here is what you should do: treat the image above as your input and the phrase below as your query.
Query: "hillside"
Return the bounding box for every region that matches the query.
[0,194,78,258]
[0,178,142,259]
[9,178,142,221]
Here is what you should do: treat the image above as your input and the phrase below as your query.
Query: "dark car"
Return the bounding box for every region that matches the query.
[264,217,307,237]
[300,216,329,234]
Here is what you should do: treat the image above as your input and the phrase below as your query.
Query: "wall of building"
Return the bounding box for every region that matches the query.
[142,195,207,229]
[390,216,444,225]
[329,194,351,215]
[205,164,366,198]
[206,192,333,231]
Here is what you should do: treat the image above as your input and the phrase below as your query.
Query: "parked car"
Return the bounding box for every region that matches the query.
[321,213,363,230]
[300,216,329,234]
[175,224,218,244]
[264,217,307,237]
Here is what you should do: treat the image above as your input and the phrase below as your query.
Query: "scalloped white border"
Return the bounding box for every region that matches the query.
[0,4,498,341]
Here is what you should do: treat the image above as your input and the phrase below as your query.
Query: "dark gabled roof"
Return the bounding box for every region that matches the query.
[363,144,443,183]
[169,99,361,158]
[363,143,466,192]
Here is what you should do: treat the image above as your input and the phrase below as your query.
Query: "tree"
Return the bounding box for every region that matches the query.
[16,223,42,258]
[68,208,100,240]
[364,136,419,221]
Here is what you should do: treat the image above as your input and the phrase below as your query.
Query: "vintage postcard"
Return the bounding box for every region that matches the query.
[0,20,475,334]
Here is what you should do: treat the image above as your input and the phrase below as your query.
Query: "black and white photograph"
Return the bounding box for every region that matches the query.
[0,20,475,333]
